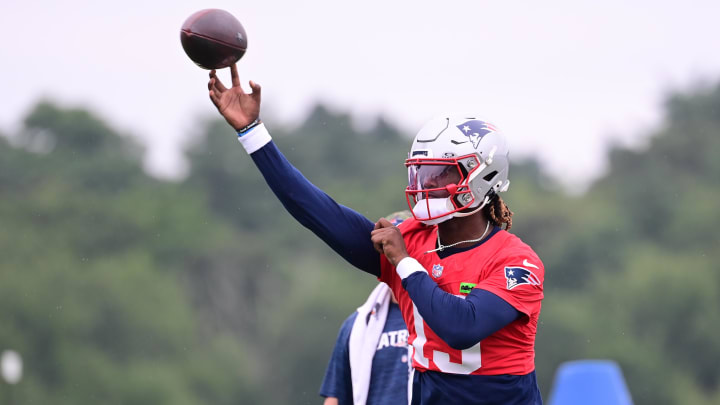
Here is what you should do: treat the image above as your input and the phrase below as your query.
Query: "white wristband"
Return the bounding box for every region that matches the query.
[237,123,272,154]
[396,257,427,280]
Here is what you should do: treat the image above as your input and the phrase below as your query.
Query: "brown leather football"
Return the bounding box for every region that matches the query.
[180,9,247,70]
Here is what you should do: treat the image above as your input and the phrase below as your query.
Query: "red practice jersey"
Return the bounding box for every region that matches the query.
[379,218,544,376]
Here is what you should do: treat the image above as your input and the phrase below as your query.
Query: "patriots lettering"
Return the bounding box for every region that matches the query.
[504,266,542,290]
[376,328,409,350]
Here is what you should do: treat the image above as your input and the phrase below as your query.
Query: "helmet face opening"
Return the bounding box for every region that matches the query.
[408,160,460,198]
[405,155,480,222]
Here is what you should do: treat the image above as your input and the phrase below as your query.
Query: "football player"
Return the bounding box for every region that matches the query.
[207,65,545,405]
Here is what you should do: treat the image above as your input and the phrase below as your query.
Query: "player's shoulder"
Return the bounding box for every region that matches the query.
[397,217,430,235]
[489,230,544,269]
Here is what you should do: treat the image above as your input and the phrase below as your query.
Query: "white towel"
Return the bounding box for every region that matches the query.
[348,282,392,405]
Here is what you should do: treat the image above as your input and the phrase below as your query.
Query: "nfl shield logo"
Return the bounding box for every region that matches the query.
[431,264,444,278]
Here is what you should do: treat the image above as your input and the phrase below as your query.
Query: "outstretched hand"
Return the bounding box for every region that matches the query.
[371,218,409,267]
[208,64,262,131]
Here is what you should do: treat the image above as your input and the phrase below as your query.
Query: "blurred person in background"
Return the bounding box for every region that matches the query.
[320,212,412,405]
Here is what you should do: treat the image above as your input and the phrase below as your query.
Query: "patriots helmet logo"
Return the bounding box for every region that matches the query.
[504,266,541,290]
[456,120,497,149]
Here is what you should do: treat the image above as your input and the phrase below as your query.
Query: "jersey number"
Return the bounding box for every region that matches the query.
[411,303,482,374]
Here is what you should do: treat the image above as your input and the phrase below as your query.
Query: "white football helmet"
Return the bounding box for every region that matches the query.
[405,115,510,225]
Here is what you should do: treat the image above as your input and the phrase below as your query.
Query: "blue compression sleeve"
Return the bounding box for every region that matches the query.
[401,272,520,350]
[249,141,381,276]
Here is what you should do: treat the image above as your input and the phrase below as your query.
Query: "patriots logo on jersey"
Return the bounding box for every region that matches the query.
[456,120,497,149]
[504,266,541,290]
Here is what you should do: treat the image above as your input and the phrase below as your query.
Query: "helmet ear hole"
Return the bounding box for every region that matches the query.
[483,170,498,182]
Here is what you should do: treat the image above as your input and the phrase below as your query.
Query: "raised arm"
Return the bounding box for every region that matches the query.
[208,65,381,276]
[249,139,380,275]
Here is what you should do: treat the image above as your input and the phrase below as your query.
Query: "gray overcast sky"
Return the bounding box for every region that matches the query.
[2,0,719,190]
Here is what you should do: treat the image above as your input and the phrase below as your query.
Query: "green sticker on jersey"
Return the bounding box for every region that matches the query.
[459,282,476,294]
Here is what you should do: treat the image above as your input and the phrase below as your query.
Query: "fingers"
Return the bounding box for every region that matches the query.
[211,70,227,93]
[370,226,409,266]
[370,229,394,243]
[209,70,228,92]
[375,218,393,229]
[209,73,228,94]
[209,89,220,107]
[230,64,240,88]
[371,218,398,244]
[370,232,386,255]
[209,78,224,94]
[249,80,262,102]
[370,225,398,244]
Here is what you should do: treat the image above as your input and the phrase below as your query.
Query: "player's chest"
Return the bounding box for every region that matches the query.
[416,253,491,296]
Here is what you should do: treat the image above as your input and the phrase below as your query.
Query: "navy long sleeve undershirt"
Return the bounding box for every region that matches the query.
[250,140,381,276]
[248,139,519,347]
[402,271,520,350]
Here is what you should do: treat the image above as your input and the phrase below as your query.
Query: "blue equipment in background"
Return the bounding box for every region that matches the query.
[548,359,633,405]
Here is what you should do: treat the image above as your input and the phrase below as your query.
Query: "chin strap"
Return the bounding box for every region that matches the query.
[413,198,455,225]
[415,193,492,225]
[452,195,491,218]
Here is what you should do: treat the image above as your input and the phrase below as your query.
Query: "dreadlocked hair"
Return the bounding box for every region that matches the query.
[483,193,513,230]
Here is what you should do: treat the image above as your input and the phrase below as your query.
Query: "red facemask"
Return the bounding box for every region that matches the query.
[405,155,480,223]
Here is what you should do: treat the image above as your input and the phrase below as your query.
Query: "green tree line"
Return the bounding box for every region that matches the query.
[1,81,719,404]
